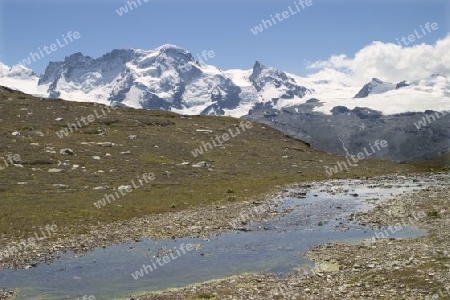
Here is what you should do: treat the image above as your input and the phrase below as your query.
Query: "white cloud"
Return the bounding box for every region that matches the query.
[306,35,450,86]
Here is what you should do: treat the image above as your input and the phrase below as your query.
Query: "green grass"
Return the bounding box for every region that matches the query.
[427,210,440,218]
[139,153,173,163]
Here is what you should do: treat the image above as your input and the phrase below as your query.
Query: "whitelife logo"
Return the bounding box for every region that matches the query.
[56,104,118,139]
[0,225,58,261]
[179,50,215,73]
[93,173,155,209]
[18,31,81,67]
[250,0,313,35]
[395,22,439,46]
[0,154,21,171]
[191,121,253,157]
[115,0,149,16]
[131,243,194,280]
[414,111,447,129]
[325,140,388,176]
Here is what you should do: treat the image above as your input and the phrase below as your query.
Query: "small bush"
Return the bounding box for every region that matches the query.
[227,195,237,202]
[427,210,440,218]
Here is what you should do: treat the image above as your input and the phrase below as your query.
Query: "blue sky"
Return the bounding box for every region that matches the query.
[0,0,448,75]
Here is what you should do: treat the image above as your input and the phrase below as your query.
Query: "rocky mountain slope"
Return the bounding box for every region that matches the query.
[1,86,429,243]
[246,100,450,163]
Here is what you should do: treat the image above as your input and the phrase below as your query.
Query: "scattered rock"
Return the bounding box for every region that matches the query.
[53,184,67,189]
[118,185,132,192]
[191,161,212,168]
[97,142,113,147]
[93,186,109,190]
[60,148,74,155]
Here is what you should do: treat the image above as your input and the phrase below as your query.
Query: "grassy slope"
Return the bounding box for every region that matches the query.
[0,87,433,240]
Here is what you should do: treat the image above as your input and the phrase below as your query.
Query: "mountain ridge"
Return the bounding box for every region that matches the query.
[1,44,449,118]
[1,44,449,163]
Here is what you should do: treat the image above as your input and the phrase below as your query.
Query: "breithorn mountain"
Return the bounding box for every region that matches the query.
[1,44,448,118]
[0,45,313,116]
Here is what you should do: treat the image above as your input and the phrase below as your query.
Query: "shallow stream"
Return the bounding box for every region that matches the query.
[1,177,435,299]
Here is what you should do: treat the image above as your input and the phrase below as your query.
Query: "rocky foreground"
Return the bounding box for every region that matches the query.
[1,173,449,299]
[125,173,450,299]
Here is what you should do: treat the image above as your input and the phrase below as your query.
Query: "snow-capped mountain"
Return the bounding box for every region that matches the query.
[1,44,311,117]
[353,75,449,99]
[354,78,397,98]
[1,44,449,163]
[246,72,450,162]
[0,44,449,118]
[0,62,11,76]
[299,73,449,116]
[0,62,48,97]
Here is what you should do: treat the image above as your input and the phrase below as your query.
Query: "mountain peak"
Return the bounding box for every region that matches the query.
[253,60,265,69]
[0,62,10,77]
[430,73,447,78]
[354,78,395,98]
[63,52,93,65]
[250,61,267,79]
[155,44,189,55]
[371,78,383,83]
[6,64,37,79]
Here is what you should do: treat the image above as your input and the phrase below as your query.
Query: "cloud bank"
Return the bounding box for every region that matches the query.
[306,35,450,85]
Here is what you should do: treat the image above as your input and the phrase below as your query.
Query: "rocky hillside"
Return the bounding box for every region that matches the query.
[0,86,430,243]
[246,101,450,163]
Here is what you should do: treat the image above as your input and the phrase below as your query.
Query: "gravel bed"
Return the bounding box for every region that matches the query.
[1,172,449,299]
[126,173,450,299]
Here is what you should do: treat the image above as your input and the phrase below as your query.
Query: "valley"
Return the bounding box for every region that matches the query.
[0,87,445,299]
[0,2,449,297]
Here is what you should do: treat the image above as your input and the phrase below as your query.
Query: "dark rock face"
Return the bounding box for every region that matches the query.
[396,81,410,89]
[246,102,450,163]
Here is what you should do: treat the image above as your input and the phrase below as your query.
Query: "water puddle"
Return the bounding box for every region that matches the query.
[1,176,444,299]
